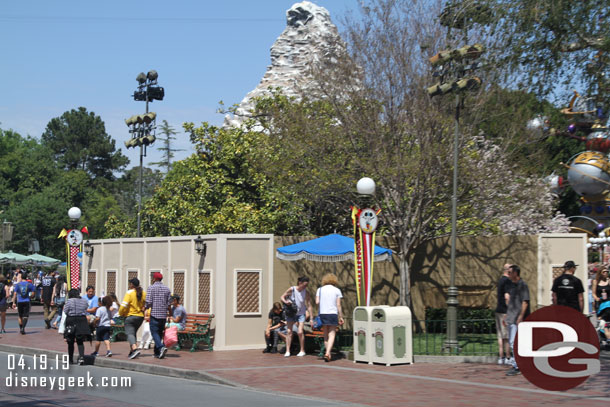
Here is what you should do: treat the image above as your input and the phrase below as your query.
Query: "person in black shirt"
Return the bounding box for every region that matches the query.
[495,264,514,365]
[40,270,57,329]
[263,302,285,354]
[552,260,584,312]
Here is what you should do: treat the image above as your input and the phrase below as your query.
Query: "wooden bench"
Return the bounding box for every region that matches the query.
[305,329,353,357]
[110,317,126,342]
[175,313,214,352]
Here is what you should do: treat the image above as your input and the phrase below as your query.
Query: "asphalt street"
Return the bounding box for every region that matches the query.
[0,352,349,407]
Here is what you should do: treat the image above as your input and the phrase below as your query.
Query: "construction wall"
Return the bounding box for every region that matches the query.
[84,234,275,351]
[273,234,587,322]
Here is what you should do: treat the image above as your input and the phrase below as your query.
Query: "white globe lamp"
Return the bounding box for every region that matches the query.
[357,177,376,196]
[68,207,82,221]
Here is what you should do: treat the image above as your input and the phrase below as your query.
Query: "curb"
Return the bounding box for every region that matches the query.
[413,355,496,364]
[0,344,237,387]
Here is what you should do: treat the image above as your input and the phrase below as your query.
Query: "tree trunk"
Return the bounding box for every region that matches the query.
[398,252,411,308]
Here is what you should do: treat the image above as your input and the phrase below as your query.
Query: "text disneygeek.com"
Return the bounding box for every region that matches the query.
[5,371,132,390]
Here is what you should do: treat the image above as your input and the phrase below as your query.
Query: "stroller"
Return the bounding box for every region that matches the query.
[597,300,610,350]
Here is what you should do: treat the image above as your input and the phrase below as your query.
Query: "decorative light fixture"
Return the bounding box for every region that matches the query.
[357,177,376,196]
[68,207,82,221]
[83,240,93,257]
[194,236,206,255]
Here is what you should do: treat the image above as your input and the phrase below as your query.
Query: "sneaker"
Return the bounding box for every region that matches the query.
[106,351,113,357]
[297,351,306,357]
[90,352,98,357]
[270,347,278,354]
[0,329,5,333]
[77,357,84,366]
[497,357,505,365]
[20,328,25,335]
[144,343,151,350]
[284,351,291,357]
[506,368,521,376]
[45,320,51,329]
[262,347,271,354]
[505,357,514,366]
[159,346,168,359]
[128,349,140,360]
[137,344,143,350]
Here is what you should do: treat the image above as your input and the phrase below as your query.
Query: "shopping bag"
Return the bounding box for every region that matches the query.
[164,325,178,348]
[58,312,67,334]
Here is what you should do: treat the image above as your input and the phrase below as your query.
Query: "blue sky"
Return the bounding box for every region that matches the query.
[0,1,355,169]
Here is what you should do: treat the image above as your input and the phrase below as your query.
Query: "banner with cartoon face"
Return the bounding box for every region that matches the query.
[351,207,381,306]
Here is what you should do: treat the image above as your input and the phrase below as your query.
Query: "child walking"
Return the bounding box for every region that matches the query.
[91,296,113,357]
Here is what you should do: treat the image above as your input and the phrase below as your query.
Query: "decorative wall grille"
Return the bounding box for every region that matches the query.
[106,270,116,296]
[128,270,138,285]
[87,271,96,290]
[173,271,185,299]
[236,271,260,314]
[198,272,211,313]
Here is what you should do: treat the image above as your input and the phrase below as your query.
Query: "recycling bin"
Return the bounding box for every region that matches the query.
[370,306,413,365]
[353,306,388,364]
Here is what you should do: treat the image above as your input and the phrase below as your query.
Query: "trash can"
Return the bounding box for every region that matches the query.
[370,306,413,365]
[353,306,388,364]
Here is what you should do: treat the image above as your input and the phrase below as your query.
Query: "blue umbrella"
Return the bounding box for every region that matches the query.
[276,234,392,262]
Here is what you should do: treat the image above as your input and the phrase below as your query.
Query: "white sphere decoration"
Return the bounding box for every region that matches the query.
[68,207,82,221]
[586,243,592,249]
[600,231,606,238]
[357,177,376,195]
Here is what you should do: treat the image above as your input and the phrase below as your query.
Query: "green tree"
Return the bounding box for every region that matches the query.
[150,120,184,173]
[114,166,164,218]
[247,0,567,310]
[105,123,302,237]
[478,0,610,99]
[41,107,129,181]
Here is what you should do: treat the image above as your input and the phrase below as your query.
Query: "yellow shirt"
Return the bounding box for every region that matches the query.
[119,289,146,317]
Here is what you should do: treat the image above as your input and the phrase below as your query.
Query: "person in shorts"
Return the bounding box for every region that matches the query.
[280,276,314,357]
[91,296,113,357]
[12,272,35,335]
[495,264,514,365]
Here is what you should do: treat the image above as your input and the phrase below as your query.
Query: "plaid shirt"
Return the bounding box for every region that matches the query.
[145,281,171,319]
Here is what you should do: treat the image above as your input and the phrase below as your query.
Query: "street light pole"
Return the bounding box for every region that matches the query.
[124,70,164,238]
[444,92,461,352]
[426,42,484,353]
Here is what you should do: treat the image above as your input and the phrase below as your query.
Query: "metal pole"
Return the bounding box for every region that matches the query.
[444,92,460,352]
[136,84,149,238]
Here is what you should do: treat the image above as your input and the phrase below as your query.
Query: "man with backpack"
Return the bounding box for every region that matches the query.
[12,271,35,334]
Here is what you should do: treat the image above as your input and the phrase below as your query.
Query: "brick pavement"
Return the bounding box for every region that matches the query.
[1,315,608,407]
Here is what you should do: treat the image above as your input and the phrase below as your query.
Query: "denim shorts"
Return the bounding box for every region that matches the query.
[286,313,306,323]
[319,313,339,326]
[96,325,111,341]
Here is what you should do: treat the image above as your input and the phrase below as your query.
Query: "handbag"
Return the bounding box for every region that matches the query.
[55,296,65,306]
[164,325,178,348]
[283,286,299,317]
[313,315,323,330]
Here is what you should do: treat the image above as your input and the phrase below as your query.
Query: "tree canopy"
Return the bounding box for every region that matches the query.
[41,107,129,181]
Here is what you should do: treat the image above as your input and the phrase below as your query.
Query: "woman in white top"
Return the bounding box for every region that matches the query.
[316,273,344,362]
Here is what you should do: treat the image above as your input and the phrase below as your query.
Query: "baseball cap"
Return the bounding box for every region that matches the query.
[563,261,578,269]
[153,272,163,281]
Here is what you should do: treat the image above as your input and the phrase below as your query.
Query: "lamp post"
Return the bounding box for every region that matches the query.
[124,70,164,237]
[426,44,484,353]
